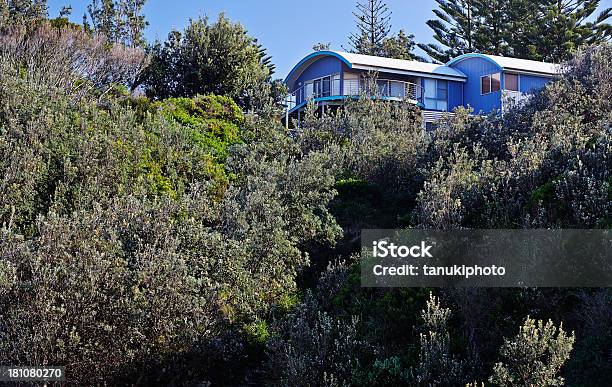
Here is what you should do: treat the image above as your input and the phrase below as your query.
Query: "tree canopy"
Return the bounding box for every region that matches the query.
[141,14,277,110]
[420,0,611,63]
[84,0,148,48]
[0,1,611,385]
[347,0,422,60]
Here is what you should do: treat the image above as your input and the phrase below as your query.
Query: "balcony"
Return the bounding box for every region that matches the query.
[286,78,424,112]
[501,90,532,114]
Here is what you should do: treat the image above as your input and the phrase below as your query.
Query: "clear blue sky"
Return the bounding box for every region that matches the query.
[48,0,612,79]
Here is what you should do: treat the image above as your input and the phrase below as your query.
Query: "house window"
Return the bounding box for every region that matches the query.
[481,75,490,94]
[481,72,501,94]
[322,76,331,96]
[305,74,338,99]
[424,79,448,111]
[332,74,341,95]
[377,80,389,95]
[313,79,321,97]
[491,73,500,92]
[504,73,519,91]
[305,81,314,99]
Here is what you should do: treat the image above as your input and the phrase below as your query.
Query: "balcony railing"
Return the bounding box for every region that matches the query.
[501,90,532,114]
[286,78,424,111]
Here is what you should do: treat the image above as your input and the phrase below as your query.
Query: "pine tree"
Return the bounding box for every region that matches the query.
[418,0,480,63]
[421,0,611,62]
[346,0,421,60]
[473,0,509,55]
[348,0,392,56]
[502,0,541,59]
[381,29,424,61]
[255,39,275,76]
[531,0,611,62]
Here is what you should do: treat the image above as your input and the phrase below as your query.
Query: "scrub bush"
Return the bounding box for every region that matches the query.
[276,44,611,386]
[0,27,341,384]
[489,317,575,386]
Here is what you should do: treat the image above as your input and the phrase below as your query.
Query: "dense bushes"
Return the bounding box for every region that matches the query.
[0,26,340,383]
[0,14,610,385]
[141,13,281,111]
[0,21,146,100]
[265,44,611,386]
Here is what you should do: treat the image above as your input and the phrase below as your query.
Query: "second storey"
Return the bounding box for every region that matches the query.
[284,51,560,120]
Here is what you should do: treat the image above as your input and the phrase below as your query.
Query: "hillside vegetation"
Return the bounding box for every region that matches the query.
[0,5,610,386]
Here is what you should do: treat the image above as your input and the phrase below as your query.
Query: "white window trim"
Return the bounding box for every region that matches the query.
[304,73,341,98]
[481,72,501,95]
[424,78,448,111]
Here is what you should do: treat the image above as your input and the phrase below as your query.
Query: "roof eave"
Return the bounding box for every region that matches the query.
[503,67,559,77]
[284,51,353,87]
[351,64,467,82]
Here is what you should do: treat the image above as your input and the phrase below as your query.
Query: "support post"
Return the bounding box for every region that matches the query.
[285,104,289,130]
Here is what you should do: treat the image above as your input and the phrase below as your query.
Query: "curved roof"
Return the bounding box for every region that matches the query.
[447,53,560,76]
[285,50,467,88]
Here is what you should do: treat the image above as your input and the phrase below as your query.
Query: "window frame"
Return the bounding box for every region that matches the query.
[304,73,340,99]
[481,72,501,95]
[491,73,500,92]
[481,75,491,94]
[424,78,448,111]
[503,72,519,92]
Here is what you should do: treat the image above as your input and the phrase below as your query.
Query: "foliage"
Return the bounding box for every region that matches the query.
[0,20,147,100]
[0,0,47,27]
[84,0,148,47]
[414,293,464,385]
[0,34,342,383]
[381,29,424,61]
[286,44,611,386]
[489,317,575,386]
[420,0,611,62]
[157,94,244,160]
[141,13,277,111]
[413,45,611,229]
[0,2,611,384]
[313,42,331,51]
[347,0,422,60]
[299,94,428,191]
[265,262,370,386]
[348,0,391,55]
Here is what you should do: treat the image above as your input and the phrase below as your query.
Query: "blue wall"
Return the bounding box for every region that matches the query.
[295,56,342,89]
[449,57,502,114]
[519,74,551,93]
[293,56,343,104]
[448,80,464,111]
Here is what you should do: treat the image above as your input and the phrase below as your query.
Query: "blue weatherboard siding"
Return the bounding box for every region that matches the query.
[294,56,343,104]
[286,51,556,117]
[448,56,502,114]
[519,74,551,93]
[295,56,342,87]
[285,51,350,87]
[448,81,464,110]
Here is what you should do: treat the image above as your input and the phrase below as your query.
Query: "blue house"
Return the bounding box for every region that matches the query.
[284,51,559,126]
